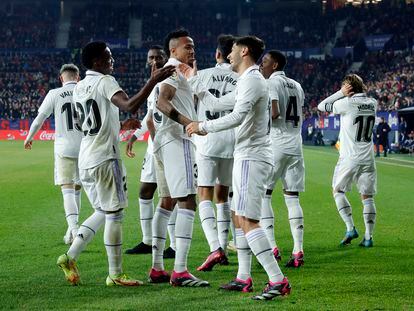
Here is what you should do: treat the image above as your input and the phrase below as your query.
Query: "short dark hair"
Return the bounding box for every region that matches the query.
[149,45,163,51]
[81,41,107,69]
[163,29,190,58]
[267,50,287,70]
[234,36,265,63]
[217,34,235,63]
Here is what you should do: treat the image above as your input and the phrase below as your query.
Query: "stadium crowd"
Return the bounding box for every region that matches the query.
[0,1,413,132]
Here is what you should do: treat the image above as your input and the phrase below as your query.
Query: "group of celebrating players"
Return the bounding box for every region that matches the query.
[24,29,378,301]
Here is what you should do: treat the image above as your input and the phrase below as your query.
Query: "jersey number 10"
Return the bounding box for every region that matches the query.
[354,115,375,142]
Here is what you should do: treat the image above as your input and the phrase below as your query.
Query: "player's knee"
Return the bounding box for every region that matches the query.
[139,182,156,199]
[105,209,124,222]
[283,190,298,196]
[61,184,75,190]
[214,185,229,203]
[266,189,273,196]
[198,186,214,201]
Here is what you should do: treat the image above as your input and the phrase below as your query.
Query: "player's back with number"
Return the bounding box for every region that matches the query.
[73,71,122,170]
[40,81,82,157]
[334,94,377,163]
[269,73,304,155]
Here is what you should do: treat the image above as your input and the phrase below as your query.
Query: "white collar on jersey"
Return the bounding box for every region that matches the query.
[167,57,182,66]
[85,70,104,76]
[62,81,77,86]
[239,64,260,80]
[269,71,286,79]
[352,93,367,97]
[216,62,232,70]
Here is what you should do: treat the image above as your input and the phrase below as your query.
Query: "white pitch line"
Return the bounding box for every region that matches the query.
[306,149,414,169]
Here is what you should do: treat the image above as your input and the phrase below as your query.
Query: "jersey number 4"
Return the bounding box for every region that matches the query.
[354,115,375,142]
[286,96,300,127]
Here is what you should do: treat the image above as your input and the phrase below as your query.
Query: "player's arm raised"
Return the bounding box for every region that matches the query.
[317,83,352,113]
[111,64,176,113]
[157,83,192,126]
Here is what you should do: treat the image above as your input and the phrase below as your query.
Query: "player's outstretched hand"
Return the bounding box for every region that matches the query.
[179,61,197,79]
[121,118,141,130]
[186,121,206,137]
[150,62,176,83]
[126,141,135,158]
[341,83,354,97]
[24,140,32,150]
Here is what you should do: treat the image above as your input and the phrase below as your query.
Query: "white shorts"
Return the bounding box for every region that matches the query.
[332,158,377,195]
[140,151,157,184]
[232,159,272,221]
[54,154,80,186]
[80,159,128,212]
[196,153,233,187]
[268,152,305,192]
[155,139,197,198]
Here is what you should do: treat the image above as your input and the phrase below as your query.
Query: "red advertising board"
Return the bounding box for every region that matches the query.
[0,130,149,142]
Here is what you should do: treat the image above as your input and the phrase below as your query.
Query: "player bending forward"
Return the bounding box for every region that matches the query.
[24,64,82,245]
[186,36,291,300]
[56,41,175,286]
[318,74,377,247]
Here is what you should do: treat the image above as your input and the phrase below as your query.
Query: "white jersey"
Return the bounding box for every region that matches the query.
[268,71,305,156]
[73,70,123,170]
[319,91,377,164]
[195,63,238,158]
[152,58,197,152]
[38,81,82,158]
[202,65,273,165]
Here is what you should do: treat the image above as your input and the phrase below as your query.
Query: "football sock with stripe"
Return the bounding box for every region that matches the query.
[62,188,78,230]
[68,210,105,260]
[152,206,171,270]
[167,204,178,250]
[199,200,220,252]
[104,211,123,276]
[235,228,251,281]
[284,194,304,253]
[216,202,231,251]
[174,208,195,273]
[362,198,376,240]
[245,227,284,283]
[139,198,154,245]
[260,193,277,249]
[334,192,355,232]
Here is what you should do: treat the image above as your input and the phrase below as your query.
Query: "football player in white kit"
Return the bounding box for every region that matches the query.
[195,35,239,272]
[318,74,378,248]
[125,46,176,259]
[186,36,291,301]
[56,41,176,286]
[24,64,82,245]
[148,29,209,287]
[260,50,305,268]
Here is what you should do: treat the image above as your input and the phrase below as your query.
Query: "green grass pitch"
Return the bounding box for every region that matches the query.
[0,141,413,310]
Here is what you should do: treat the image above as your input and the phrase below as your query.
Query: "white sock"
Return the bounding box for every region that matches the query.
[62,189,78,230]
[334,192,355,232]
[216,202,231,251]
[168,204,177,250]
[139,198,154,245]
[245,227,284,283]
[230,218,236,246]
[260,193,277,249]
[68,210,105,260]
[199,200,220,252]
[174,208,195,273]
[235,228,251,281]
[284,194,304,253]
[75,189,81,222]
[362,198,376,240]
[104,211,124,276]
[152,207,171,271]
